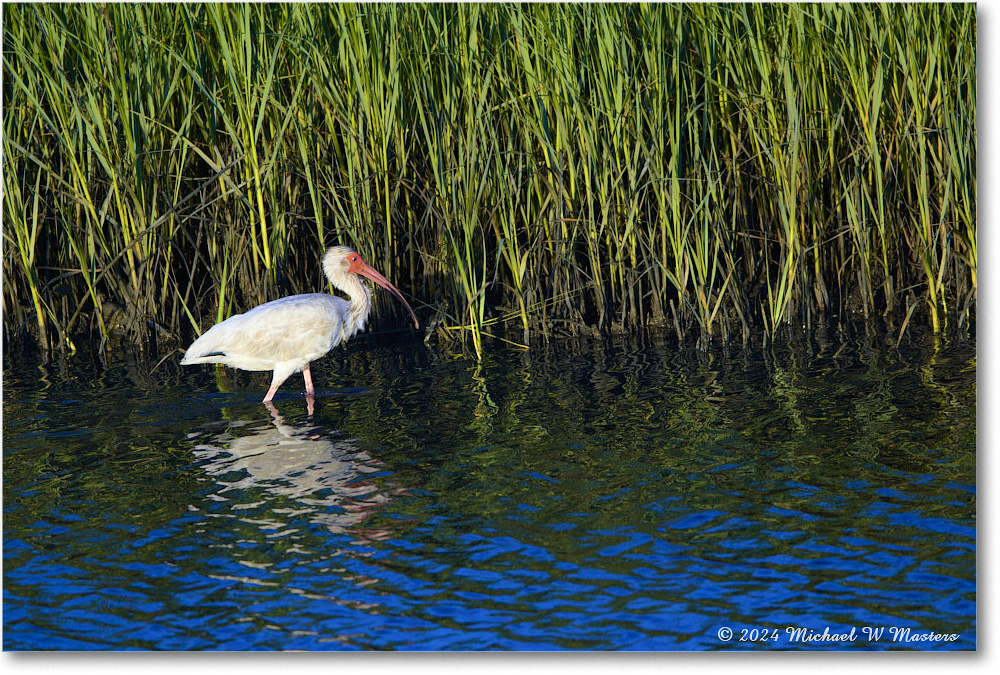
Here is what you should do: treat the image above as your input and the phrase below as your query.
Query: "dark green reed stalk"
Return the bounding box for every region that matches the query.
[3,3,976,356]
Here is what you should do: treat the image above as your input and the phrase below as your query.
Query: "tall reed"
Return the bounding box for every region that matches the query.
[3,3,976,356]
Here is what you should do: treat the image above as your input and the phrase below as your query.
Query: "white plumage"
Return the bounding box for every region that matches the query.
[181,245,418,402]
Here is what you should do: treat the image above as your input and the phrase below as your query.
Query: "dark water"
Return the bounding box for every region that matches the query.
[2,329,976,650]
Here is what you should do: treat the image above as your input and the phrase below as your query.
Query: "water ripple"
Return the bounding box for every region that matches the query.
[3,333,976,649]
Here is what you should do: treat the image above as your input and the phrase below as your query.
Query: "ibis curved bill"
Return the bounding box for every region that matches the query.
[181,246,419,403]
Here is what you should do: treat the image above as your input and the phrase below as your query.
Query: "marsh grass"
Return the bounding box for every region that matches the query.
[2,3,976,356]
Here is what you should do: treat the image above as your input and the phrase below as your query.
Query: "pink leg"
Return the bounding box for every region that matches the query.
[302,365,316,397]
[263,366,295,403]
[262,381,281,403]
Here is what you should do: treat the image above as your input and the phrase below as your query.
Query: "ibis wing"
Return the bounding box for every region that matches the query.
[182,294,347,370]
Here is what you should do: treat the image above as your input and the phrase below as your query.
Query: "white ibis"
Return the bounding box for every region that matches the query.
[181,245,419,403]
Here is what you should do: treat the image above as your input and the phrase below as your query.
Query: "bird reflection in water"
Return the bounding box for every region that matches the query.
[190,401,403,541]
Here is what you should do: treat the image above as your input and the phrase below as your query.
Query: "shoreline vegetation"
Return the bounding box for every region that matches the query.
[2,3,976,358]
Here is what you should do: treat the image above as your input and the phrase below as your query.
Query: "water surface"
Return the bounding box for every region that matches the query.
[3,329,976,650]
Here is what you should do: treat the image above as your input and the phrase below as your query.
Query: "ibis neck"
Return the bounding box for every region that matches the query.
[343,277,372,337]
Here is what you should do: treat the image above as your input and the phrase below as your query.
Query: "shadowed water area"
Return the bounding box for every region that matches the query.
[2,329,976,650]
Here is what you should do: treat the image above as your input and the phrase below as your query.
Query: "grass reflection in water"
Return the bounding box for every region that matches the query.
[2,329,975,650]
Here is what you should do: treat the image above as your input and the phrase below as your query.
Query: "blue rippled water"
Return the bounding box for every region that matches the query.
[3,331,976,650]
